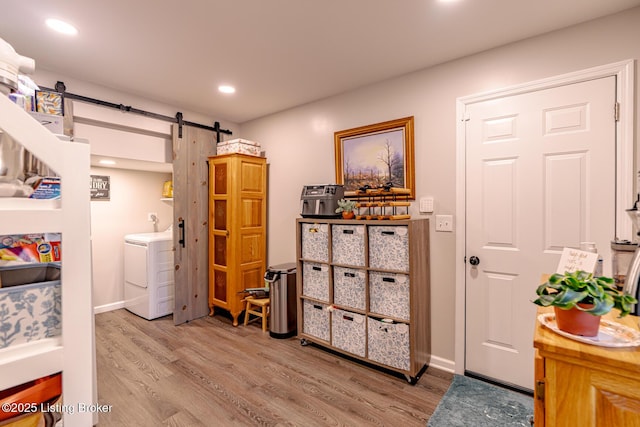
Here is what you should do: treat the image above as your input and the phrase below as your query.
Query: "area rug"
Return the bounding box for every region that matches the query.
[427,375,534,427]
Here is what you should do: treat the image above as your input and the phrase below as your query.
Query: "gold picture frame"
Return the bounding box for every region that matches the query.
[334,116,415,199]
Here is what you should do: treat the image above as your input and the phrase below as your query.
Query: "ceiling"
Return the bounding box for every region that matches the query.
[2,0,640,124]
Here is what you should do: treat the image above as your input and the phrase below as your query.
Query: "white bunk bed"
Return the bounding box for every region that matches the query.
[0,94,94,426]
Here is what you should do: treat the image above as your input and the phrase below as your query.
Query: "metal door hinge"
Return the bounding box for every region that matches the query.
[462,112,471,122]
[614,102,620,122]
[535,380,545,400]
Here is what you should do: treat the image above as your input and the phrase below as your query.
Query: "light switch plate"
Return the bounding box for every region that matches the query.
[419,197,434,213]
[435,214,453,232]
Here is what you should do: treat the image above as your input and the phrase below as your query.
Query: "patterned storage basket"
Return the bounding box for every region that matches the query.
[331,308,366,357]
[0,264,62,349]
[333,266,366,310]
[331,224,365,266]
[301,223,329,262]
[302,299,330,342]
[301,262,330,302]
[369,271,410,321]
[368,226,409,272]
[367,317,410,371]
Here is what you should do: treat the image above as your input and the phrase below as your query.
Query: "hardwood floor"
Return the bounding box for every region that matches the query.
[95,309,452,426]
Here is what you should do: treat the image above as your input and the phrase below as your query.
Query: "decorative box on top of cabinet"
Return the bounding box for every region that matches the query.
[534,306,640,426]
[208,153,267,326]
[296,218,431,384]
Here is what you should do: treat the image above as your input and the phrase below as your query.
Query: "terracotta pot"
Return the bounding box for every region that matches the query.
[554,304,601,337]
[342,211,355,219]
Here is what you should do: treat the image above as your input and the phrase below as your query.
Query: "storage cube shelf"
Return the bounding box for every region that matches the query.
[368,225,410,272]
[301,261,330,302]
[331,224,365,266]
[332,308,366,357]
[333,266,366,310]
[302,299,330,342]
[368,317,411,371]
[301,223,329,262]
[296,218,430,384]
[369,271,410,321]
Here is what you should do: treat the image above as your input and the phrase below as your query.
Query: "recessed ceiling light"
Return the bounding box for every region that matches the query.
[218,85,236,94]
[98,159,116,165]
[45,18,78,36]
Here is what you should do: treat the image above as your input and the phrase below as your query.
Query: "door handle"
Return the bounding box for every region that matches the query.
[469,256,480,266]
[178,218,185,248]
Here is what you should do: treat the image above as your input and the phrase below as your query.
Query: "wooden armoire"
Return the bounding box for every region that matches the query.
[208,153,267,325]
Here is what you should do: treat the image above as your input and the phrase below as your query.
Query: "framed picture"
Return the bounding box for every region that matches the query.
[334,116,415,199]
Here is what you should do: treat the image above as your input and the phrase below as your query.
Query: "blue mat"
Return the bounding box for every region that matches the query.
[427,375,533,426]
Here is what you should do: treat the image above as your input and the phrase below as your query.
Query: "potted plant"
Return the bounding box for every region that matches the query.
[533,270,637,337]
[335,198,357,219]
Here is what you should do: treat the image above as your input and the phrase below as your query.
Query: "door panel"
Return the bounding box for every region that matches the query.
[172,124,217,325]
[465,76,616,389]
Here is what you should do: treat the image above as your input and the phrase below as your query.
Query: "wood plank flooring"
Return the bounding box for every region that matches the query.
[95,309,452,426]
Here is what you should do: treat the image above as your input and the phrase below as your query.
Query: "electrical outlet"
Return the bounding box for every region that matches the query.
[147,212,158,222]
[435,214,453,232]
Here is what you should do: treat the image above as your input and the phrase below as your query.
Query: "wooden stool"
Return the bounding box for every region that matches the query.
[243,296,270,332]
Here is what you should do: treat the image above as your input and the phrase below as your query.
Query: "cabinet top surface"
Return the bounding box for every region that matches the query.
[208,153,266,161]
[296,217,428,225]
[534,306,640,372]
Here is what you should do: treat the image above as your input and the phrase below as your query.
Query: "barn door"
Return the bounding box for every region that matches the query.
[172,124,217,325]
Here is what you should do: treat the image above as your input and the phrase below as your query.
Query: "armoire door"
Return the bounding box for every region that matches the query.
[210,159,231,315]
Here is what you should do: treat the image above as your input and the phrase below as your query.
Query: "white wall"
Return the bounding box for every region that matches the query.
[90,167,172,309]
[239,8,640,369]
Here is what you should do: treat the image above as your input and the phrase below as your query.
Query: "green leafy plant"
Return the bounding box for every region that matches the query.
[533,270,638,317]
[335,198,357,214]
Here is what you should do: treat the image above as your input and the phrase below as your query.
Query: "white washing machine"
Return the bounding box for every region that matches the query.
[124,230,174,320]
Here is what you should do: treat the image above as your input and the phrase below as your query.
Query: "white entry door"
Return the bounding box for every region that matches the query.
[464,76,616,390]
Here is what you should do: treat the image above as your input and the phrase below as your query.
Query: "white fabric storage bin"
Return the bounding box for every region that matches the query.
[331,308,366,357]
[301,262,330,302]
[301,223,329,262]
[333,266,366,310]
[367,317,410,371]
[302,299,330,342]
[369,271,410,321]
[216,138,261,156]
[0,264,62,349]
[331,224,365,266]
[368,226,409,272]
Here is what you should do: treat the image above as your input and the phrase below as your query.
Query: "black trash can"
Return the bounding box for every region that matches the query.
[265,262,297,338]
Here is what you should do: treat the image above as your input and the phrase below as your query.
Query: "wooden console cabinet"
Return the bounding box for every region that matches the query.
[296,218,431,383]
[208,154,267,325]
[534,307,640,426]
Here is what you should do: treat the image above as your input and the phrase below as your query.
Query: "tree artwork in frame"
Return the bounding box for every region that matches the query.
[334,116,415,199]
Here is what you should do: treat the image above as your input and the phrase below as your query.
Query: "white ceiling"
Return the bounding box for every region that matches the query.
[2,0,640,124]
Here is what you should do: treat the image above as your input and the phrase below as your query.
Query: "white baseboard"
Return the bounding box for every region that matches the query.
[94,300,125,314]
[429,355,455,373]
